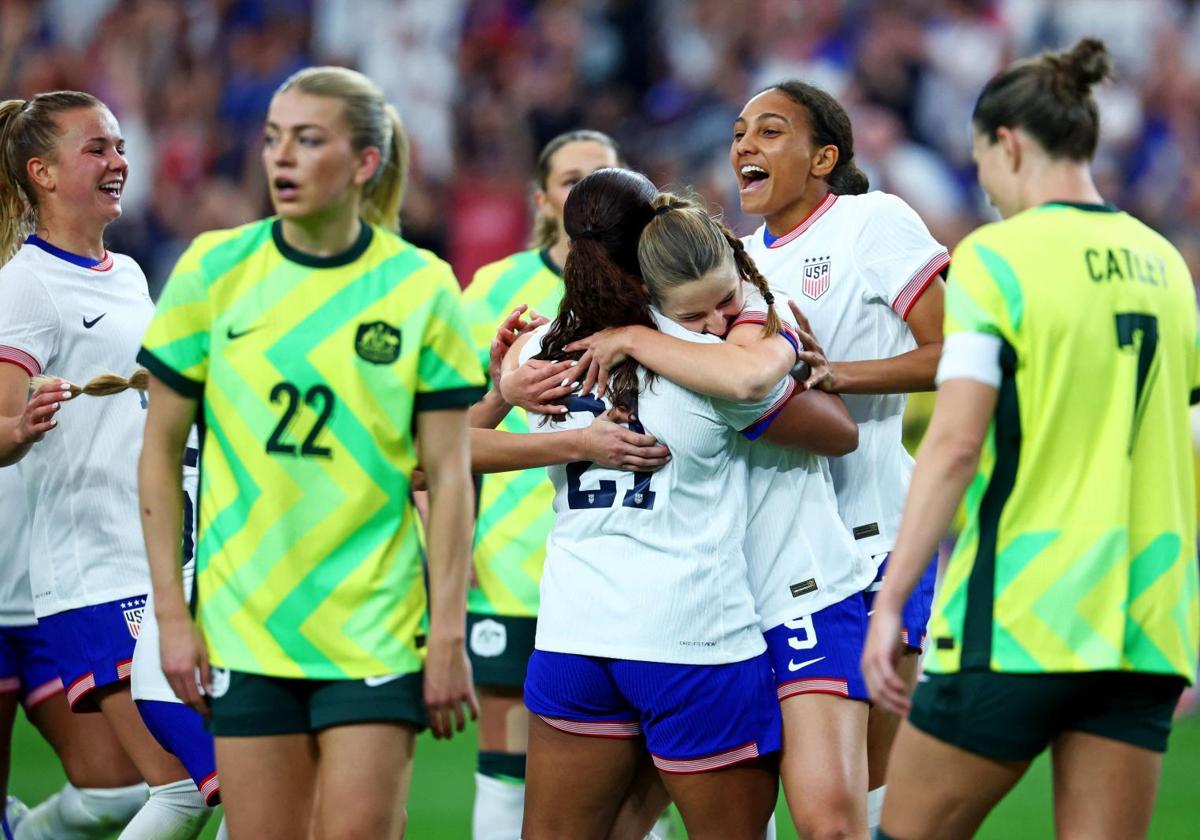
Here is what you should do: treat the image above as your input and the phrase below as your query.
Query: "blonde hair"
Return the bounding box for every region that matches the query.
[32,369,149,398]
[530,129,621,250]
[637,193,782,336]
[275,67,408,232]
[0,91,105,264]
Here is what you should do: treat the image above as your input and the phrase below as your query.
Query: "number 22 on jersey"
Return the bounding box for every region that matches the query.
[563,394,656,511]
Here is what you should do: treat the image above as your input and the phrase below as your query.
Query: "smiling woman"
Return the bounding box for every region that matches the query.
[0,91,223,839]
[137,66,484,840]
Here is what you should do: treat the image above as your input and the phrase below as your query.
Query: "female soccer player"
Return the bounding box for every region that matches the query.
[733,79,949,836]
[138,66,482,840]
[862,38,1199,840]
[0,91,217,838]
[460,129,622,840]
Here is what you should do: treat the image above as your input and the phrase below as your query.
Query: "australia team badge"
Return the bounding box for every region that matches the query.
[355,321,402,364]
[802,257,832,300]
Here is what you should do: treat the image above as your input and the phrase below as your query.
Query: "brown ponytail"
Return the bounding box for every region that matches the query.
[536,168,658,412]
[638,192,782,338]
[33,368,149,398]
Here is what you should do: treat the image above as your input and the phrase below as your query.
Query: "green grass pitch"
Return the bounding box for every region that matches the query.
[8,713,1200,837]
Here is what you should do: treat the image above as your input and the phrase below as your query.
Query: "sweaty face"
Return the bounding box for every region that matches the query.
[655,260,744,337]
[536,141,620,241]
[42,106,127,227]
[731,89,823,225]
[263,90,375,223]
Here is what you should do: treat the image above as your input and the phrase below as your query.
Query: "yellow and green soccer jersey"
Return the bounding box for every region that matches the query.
[462,248,563,618]
[139,219,485,679]
[928,202,1200,681]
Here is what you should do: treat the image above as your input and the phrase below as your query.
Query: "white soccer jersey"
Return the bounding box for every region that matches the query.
[522,314,796,664]
[744,191,949,557]
[0,239,155,617]
[732,288,876,628]
[0,467,35,627]
[132,441,199,703]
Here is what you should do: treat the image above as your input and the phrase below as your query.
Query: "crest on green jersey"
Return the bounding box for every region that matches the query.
[355,321,402,364]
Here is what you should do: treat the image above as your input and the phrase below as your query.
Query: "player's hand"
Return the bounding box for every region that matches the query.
[16,380,71,445]
[788,300,836,391]
[158,612,211,715]
[861,604,910,716]
[489,305,549,390]
[581,408,670,471]
[499,357,579,415]
[423,635,479,739]
[565,327,636,398]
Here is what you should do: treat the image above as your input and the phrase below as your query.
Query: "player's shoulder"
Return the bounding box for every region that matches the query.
[465,248,546,298]
[370,226,461,292]
[836,190,925,231]
[176,218,275,279]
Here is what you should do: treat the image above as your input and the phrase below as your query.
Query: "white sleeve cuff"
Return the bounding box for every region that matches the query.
[936,332,1002,388]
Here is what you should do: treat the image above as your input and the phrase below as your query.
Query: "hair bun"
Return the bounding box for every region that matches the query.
[1060,37,1113,94]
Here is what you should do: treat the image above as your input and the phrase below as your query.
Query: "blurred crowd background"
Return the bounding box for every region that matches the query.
[4,0,1200,298]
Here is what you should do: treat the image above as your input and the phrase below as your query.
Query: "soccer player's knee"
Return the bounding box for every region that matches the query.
[73,783,149,827]
[789,795,860,840]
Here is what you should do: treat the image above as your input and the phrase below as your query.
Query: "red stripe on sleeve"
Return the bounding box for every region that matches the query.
[892,252,950,320]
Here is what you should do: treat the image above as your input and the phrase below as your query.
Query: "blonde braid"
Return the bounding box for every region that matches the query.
[32,368,150,398]
[722,228,782,337]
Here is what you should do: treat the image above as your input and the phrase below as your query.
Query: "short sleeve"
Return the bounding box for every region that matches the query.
[711,376,798,441]
[461,268,500,382]
[0,274,60,376]
[730,285,800,355]
[137,239,212,398]
[414,269,488,412]
[943,234,1022,347]
[1190,318,1200,406]
[856,193,950,319]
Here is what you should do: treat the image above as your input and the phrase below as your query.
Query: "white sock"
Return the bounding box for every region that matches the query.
[762,813,777,840]
[867,786,886,833]
[473,772,525,840]
[117,779,212,840]
[214,817,228,840]
[16,783,147,839]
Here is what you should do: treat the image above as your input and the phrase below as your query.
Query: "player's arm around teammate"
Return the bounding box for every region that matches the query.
[863,38,1199,840]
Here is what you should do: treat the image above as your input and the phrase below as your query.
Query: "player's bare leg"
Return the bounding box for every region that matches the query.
[523,714,642,840]
[655,756,777,840]
[866,652,918,789]
[778,693,869,840]
[313,722,416,839]
[28,691,142,788]
[216,733,316,839]
[1050,731,1161,840]
[606,753,669,839]
[878,721,1027,840]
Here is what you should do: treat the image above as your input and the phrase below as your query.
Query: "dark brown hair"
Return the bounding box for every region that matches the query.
[0,91,105,263]
[535,167,657,411]
[972,38,1113,161]
[531,129,622,250]
[766,81,869,196]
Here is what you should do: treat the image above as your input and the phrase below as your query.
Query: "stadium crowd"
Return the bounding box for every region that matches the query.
[2,0,1199,297]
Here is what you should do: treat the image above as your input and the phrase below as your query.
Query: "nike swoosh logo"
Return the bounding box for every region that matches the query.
[226,326,259,340]
[364,673,403,688]
[787,656,826,672]
[83,314,106,328]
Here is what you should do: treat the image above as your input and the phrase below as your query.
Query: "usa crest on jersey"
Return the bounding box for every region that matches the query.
[801,257,831,300]
[122,597,147,639]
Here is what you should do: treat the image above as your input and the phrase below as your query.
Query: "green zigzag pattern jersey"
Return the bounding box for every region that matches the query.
[927,203,1200,681]
[463,249,563,617]
[139,219,485,679]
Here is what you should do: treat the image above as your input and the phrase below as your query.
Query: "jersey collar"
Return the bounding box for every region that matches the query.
[538,247,563,277]
[1042,201,1119,213]
[271,219,374,268]
[25,235,113,271]
[763,192,839,249]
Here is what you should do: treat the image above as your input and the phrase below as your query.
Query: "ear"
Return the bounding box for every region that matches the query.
[810,143,839,179]
[352,145,383,188]
[26,157,54,193]
[533,187,549,215]
[996,126,1022,174]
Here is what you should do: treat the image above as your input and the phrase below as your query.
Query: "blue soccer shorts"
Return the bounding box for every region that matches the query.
[0,623,64,709]
[38,595,146,711]
[525,650,781,773]
[765,591,870,702]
